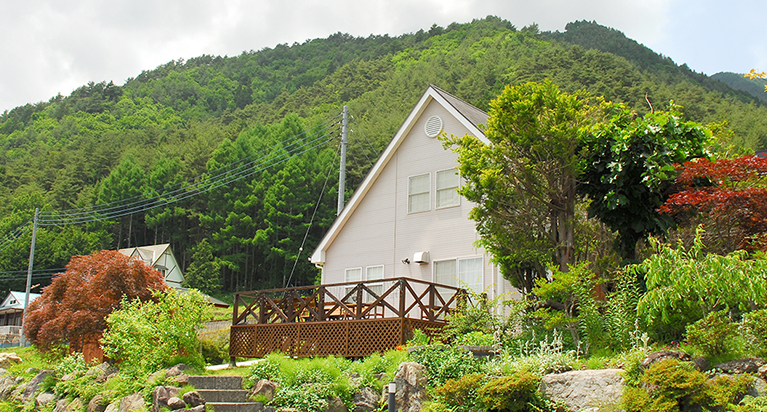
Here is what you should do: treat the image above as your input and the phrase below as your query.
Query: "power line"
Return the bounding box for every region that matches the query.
[39,116,341,222]
[38,117,342,226]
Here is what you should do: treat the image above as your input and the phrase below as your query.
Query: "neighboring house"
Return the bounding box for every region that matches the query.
[118,244,184,289]
[0,291,40,327]
[310,85,517,302]
[0,291,40,346]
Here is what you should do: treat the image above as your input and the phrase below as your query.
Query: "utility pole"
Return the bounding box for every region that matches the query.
[20,208,38,347]
[337,105,349,216]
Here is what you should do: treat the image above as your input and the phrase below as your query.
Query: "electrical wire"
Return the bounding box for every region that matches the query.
[38,118,341,226]
[38,114,341,220]
[283,144,340,289]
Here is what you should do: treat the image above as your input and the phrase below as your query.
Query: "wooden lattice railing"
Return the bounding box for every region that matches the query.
[229,278,471,359]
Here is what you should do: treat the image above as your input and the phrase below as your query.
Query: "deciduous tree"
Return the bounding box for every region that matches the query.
[23,250,168,352]
[579,104,711,260]
[660,155,767,252]
[446,80,601,292]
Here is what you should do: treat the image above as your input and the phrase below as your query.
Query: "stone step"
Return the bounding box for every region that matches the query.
[188,376,265,412]
[188,375,244,390]
[196,389,250,403]
[207,401,265,412]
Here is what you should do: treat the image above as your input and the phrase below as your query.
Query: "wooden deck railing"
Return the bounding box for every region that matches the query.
[229,278,471,358]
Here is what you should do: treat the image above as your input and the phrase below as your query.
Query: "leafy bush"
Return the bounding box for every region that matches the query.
[476,370,546,412]
[622,358,751,412]
[732,395,767,412]
[455,331,494,346]
[409,346,483,388]
[434,373,484,412]
[685,310,738,358]
[630,232,767,342]
[740,308,767,357]
[496,331,577,376]
[247,354,356,411]
[101,289,209,376]
[349,349,409,389]
[200,330,229,365]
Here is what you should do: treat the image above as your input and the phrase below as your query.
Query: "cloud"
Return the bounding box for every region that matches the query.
[0,0,762,113]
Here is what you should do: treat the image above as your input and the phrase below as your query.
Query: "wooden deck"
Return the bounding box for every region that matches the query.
[229,277,469,358]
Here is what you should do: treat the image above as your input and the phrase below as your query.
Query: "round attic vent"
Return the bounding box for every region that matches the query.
[424,115,443,138]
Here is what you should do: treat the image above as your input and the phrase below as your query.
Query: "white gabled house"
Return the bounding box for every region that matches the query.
[118,244,184,289]
[310,85,517,301]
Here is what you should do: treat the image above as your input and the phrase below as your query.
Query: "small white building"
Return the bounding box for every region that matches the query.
[118,244,184,289]
[311,85,517,301]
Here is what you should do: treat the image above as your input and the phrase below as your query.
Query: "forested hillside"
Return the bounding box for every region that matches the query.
[0,16,765,297]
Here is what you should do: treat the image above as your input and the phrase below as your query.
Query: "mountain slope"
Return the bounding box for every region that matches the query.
[0,16,765,295]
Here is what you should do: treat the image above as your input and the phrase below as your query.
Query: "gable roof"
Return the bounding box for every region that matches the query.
[310,85,488,265]
[118,244,171,267]
[0,291,41,313]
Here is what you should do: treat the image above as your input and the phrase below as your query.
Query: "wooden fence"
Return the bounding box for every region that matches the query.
[229,277,468,358]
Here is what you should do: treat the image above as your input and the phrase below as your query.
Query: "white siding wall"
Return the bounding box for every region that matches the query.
[322,100,515,300]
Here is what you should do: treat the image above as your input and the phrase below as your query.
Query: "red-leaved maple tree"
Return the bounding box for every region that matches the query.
[23,250,168,351]
[660,155,767,252]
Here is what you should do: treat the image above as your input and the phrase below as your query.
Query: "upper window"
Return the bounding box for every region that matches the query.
[436,169,460,208]
[408,173,430,213]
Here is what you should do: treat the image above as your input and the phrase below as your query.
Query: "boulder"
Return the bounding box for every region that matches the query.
[151,386,180,412]
[0,353,22,369]
[251,379,278,402]
[540,368,625,412]
[104,402,119,412]
[324,396,348,412]
[117,392,145,412]
[166,396,186,410]
[182,391,205,407]
[641,351,691,369]
[715,358,765,374]
[55,397,83,412]
[88,394,109,412]
[188,406,206,412]
[0,374,17,401]
[166,364,189,378]
[22,369,54,402]
[393,362,429,412]
[172,373,189,385]
[35,391,57,409]
[54,399,71,412]
[352,387,379,412]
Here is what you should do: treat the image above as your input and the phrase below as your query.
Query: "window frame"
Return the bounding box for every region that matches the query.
[408,172,431,213]
[436,168,461,209]
[432,256,484,294]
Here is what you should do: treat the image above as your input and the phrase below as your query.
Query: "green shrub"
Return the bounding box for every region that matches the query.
[273,383,333,412]
[622,358,751,412]
[455,331,494,346]
[741,308,767,357]
[701,374,752,409]
[200,330,229,365]
[685,310,738,358]
[409,346,483,388]
[732,395,767,412]
[476,370,542,412]
[246,354,356,411]
[349,349,408,389]
[498,331,577,376]
[434,373,484,412]
[101,289,209,377]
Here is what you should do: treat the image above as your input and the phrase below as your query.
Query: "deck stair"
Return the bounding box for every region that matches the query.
[188,375,266,412]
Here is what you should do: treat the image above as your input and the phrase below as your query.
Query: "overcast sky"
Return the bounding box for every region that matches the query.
[0,0,764,114]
